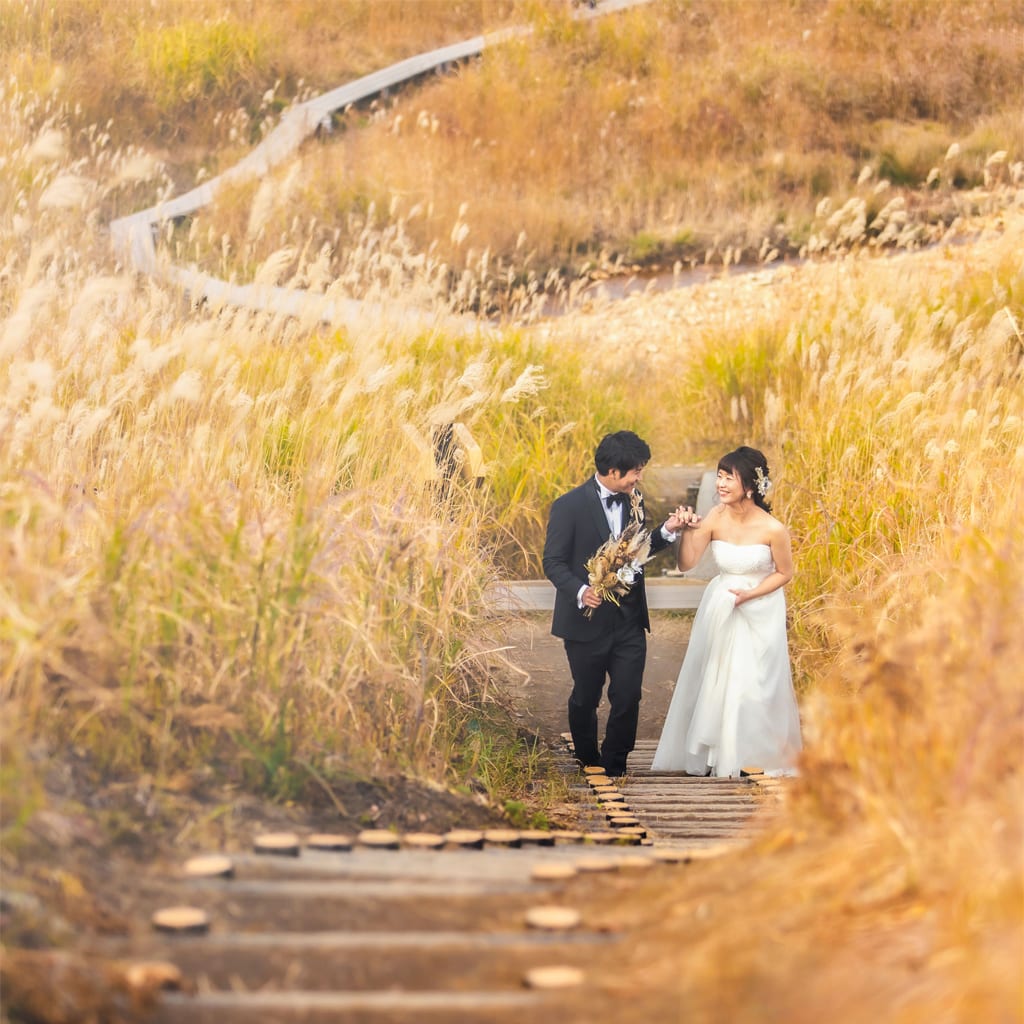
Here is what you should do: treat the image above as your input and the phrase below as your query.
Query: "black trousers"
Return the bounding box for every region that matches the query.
[563,605,646,776]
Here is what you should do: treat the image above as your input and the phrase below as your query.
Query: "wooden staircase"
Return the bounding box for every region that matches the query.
[95,736,788,1022]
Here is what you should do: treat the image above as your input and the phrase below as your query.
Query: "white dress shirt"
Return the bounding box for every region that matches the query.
[577,476,679,607]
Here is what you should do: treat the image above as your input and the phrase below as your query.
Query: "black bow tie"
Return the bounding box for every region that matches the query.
[605,492,629,509]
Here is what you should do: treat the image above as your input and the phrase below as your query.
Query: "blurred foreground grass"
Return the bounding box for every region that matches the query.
[0,8,1022,1017]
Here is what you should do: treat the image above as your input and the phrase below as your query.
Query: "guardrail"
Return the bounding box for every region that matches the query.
[108,0,655,328]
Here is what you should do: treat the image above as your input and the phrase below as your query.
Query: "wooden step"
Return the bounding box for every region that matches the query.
[115,929,612,993]
[152,988,547,1022]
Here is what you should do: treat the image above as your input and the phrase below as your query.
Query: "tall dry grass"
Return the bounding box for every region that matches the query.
[574,210,1021,1021]
[2,6,1022,1012]
[0,83,581,831]
[0,0,526,155]
[667,220,1024,678]
[9,2,1019,306]
[191,0,1024,299]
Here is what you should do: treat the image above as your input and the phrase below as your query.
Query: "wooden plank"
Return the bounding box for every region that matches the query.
[156,989,543,1017]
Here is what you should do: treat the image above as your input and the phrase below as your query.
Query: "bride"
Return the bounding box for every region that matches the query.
[652,446,802,777]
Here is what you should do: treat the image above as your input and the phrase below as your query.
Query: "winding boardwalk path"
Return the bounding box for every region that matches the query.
[108,0,655,332]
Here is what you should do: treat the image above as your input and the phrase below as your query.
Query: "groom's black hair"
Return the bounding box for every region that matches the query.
[595,431,652,475]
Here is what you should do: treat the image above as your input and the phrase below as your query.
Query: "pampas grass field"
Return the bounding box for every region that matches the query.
[569,215,1024,1020]
[188,0,1024,307]
[1,0,1022,1019]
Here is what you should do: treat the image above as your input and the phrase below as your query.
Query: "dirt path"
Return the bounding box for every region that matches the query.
[497,611,694,748]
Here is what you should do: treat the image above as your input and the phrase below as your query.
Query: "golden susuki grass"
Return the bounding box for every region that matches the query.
[0,85,578,820]
[1,10,1022,1017]
[0,0,528,154]
[12,1,1017,310]
[574,211,1022,1022]
[186,0,1024,298]
[611,509,1023,1022]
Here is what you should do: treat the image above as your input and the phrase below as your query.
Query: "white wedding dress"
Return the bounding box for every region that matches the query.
[651,540,802,777]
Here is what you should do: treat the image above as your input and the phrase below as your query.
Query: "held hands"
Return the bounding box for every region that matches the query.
[667,505,702,532]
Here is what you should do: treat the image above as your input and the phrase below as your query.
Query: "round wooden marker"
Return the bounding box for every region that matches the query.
[253,832,300,856]
[613,831,644,845]
[524,966,585,990]
[552,830,585,845]
[152,906,210,935]
[583,831,620,845]
[530,862,578,882]
[582,766,606,776]
[605,806,634,819]
[357,829,401,850]
[519,829,556,847]
[306,834,353,852]
[525,906,582,931]
[444,829,485,849]
[403,832,446,850]
[183,855,234,879]
[483,829,522,848]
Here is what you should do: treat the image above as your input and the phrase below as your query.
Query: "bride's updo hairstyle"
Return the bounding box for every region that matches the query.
[718,446,773,512]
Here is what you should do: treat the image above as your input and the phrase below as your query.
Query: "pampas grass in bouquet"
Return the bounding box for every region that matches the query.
[583,493,653,618]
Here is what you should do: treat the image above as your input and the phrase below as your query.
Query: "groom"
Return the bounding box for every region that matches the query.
[543,430,685,777]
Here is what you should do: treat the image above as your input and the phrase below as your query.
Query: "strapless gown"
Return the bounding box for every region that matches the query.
[651,540,802,777]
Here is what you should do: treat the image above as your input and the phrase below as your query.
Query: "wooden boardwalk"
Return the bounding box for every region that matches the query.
[105,734,785,1021]
[617,740,785,848]
[93,460,768,1018]
[108,0,656,332]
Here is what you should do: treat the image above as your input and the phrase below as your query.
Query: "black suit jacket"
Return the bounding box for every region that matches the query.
[543,478,672,642]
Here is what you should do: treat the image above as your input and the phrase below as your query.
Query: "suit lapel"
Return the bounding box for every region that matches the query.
[587,480,610,540]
